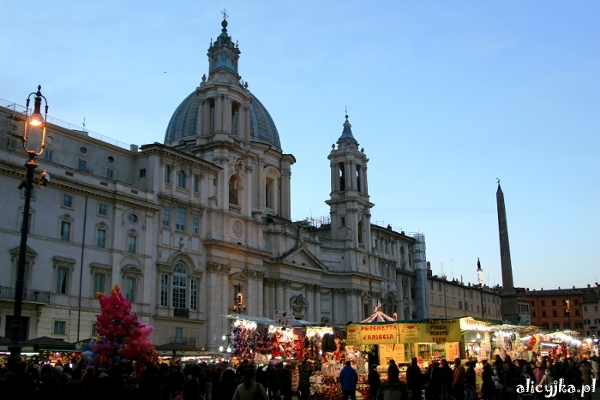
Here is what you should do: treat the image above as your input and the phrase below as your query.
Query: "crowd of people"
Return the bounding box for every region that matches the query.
[0,357,316,400]
[0,353,597,400]
[362,354,599,400]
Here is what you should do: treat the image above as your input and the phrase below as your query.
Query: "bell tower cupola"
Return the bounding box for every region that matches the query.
[207,12,241,81]
[326,113,374,248]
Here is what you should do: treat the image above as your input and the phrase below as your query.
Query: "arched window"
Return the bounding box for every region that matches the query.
[356,165,361,193]
[231,103,239,136]
[173,263,187,310]
[178,170,187,188]
[338,163,345,191]
[228,176,239,205]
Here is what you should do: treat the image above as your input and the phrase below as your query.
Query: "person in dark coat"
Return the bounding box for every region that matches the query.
[368,364,381,400]
[439,359,452,400]
[376,363,409,400]
[406,358,424,400]
[279,364,293,400]
[480,362,495,400]
[339,361,358,400]
[424,361,441,400]
[221,367,238,400]
[267,365,280,400]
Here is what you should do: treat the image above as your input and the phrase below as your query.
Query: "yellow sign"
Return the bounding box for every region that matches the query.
[459,317,491,331]
[346,319,462,345]
[419,319,461,343]
[346,323,398,345]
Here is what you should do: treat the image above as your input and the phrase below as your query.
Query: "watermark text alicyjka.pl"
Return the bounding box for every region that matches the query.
[517,378,597,398]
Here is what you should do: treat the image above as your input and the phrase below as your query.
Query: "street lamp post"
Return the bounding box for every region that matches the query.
[7,86,48,375]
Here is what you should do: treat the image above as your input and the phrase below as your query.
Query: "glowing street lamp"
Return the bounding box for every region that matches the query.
[7,86,49,377]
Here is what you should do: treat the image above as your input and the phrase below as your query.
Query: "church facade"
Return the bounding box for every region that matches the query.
[0,18,427,349]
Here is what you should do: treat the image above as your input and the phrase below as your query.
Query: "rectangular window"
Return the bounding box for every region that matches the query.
[574,299,579,305]
[575,309,580,316]
[542,311,547,317]
[125,278,135,302]
[162,205,170,227]
[44,149,54,161]
[96,229,106,248]
[438,282,442,291]
[78,159,88,171]
[584,306,588,312]
[53,320,66,335]
[438,295,442,305]
[20,211,32,231]
[93,273,105,294]
[552,300,556,306]
[458,301,463,310]
[477,305,480,313]
[564,322,571,329]
[128,236,136,253]
[62,194,73,207]
[531,300,535,307]
[56,267,68,294]
[193,175,199,192]
[98,203,108,216]
[60,221,71,241]
[553,310,557,317]
[584,319,590,325]
[532,311,536,317]
[595,319,600,324]
[192,213,199,234]
[575,322,582,329]
[429,281,433,290]
[541,300,546,306]
[91,323,97,336]
[552,322,560,329]
[175,327,183,342]
[160,274,169,307]
[176,207,186,231]
[105,168,114,179]
[164,165,171,184]
[190,279,198,311]
[542,323,549,329]
[139,168,147,178]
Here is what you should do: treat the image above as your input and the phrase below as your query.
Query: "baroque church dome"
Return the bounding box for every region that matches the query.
[164,18,281,150]
[164,90,281,150]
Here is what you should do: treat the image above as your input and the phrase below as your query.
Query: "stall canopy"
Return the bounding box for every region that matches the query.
[362,310,396,323]
[155,341,205,357]
[225,314,316,327]
[21,336,76,351]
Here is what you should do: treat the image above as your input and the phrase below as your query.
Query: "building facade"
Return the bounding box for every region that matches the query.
[426,264,503,321]
[0,18,427,349]
[520,289,585,336]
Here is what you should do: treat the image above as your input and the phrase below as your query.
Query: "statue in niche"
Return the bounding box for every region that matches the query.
[290,293,308,316]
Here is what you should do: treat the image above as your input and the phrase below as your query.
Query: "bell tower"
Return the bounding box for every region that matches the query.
[326,114,374,249]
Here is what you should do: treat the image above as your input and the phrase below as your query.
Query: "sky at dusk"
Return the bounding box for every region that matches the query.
[1,1,598,291]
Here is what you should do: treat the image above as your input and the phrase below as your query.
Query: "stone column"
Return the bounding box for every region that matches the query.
[331,163,337,192]
[258,157,265,210]
[314,286,321,323]
[283,280,290,312]
[206,262,230,350]
[276,280,284,312]
[215,95,223,132]
[202,100,211,135]
[363,165,369,195]
[307,285,315,322]
[345,162,352,191]
[224,96,232,133]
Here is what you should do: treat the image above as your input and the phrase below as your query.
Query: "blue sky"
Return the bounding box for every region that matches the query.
[2,1,598,290]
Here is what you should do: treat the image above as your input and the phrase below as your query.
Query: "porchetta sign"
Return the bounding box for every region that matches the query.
[346,323,398,345]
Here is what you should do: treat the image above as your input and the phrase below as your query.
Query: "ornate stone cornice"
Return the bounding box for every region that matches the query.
[243,266,264,280]
[206,262,230,275]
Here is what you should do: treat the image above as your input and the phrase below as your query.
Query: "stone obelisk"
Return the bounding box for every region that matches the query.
[496,181,520,323]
